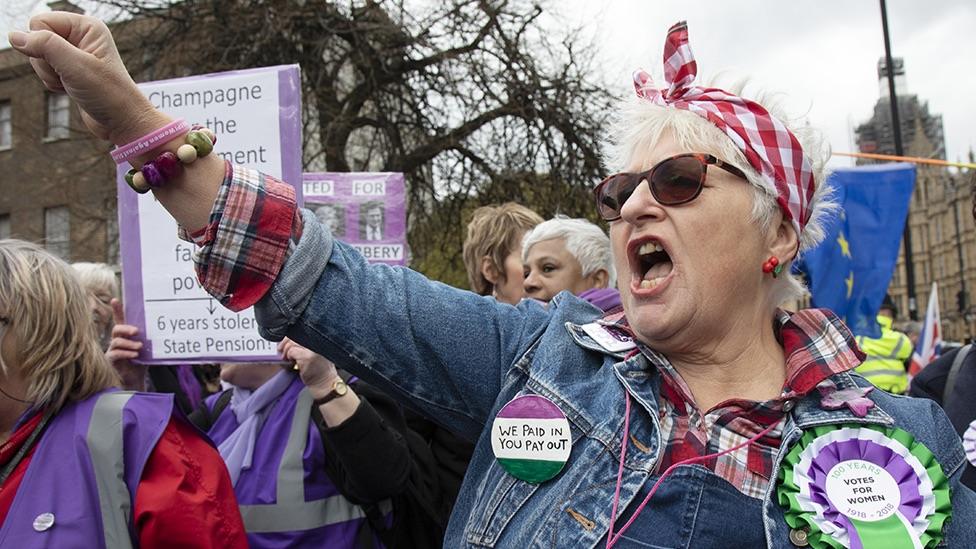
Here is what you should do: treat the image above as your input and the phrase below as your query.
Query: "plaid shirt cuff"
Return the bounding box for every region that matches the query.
[182,161,303,312]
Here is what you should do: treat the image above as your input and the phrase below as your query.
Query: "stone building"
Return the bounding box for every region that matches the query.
[0,58,120,264]
[855,57,976,342]
[0,1,121,264]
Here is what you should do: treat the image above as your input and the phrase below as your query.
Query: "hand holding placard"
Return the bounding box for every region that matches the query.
[106,299,148,391]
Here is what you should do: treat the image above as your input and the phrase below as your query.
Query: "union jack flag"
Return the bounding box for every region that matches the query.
[909,282,942,377]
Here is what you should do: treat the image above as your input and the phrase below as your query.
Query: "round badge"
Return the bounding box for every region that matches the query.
[491,394,572,484]
[32,512,55,532]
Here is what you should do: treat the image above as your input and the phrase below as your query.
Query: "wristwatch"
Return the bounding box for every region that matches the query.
[313,378,349,406]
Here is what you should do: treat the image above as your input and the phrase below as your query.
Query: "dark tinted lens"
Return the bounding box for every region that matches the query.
[596,174,641,220]
[650,156,706,205]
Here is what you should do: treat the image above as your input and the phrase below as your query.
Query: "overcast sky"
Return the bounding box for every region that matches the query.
[566,0,976,169]
[4,1,974,169]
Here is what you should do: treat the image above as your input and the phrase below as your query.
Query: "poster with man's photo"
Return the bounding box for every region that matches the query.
[303,172,408,265]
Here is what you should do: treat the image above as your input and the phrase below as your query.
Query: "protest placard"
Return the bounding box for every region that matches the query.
[117,65,302,364]
[303,172,408,265]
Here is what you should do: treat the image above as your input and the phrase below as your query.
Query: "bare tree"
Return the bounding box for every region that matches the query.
[99,0,613,286]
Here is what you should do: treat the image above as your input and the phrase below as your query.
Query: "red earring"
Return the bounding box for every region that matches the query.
[762,256,782,278]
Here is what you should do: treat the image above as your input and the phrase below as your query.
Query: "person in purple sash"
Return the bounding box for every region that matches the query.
[189,340,411,548]
[521,216,620,312]
[109,323,449,547]
[0,239,247,547]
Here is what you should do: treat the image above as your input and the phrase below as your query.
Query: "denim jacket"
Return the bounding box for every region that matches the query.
[255,211,976,547]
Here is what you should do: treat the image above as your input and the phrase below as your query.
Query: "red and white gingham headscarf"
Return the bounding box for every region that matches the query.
[633,21,815,237]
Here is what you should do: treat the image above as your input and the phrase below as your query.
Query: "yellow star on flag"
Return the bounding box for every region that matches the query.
[845,271,854,299]
[837,232,852,258]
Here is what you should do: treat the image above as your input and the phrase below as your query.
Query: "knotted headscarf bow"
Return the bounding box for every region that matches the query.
[633,21,815,238]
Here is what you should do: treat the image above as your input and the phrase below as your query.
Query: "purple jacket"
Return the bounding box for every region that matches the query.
[205,376,377,548]
[0,390,173,549]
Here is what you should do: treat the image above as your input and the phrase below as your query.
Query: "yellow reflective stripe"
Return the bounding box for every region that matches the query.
[859,369,910,378]
[887,336,906,360]
[86,392,135,549]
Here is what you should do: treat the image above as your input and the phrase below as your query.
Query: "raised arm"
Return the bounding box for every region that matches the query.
[11,12,555,439]
[9,13,222,232]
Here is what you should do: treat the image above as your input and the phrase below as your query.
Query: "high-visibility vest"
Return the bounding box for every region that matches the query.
[855,315,913,394]
[205,375,391,547]
[0,391,174,548]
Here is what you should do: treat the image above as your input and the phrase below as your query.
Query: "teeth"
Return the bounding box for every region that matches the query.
[637,241,664,255]
[639,279,659,289]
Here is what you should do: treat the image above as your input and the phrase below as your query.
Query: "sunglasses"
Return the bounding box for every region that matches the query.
[594,153,747,221]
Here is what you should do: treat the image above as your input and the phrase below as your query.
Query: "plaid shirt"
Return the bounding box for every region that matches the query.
[181,162,302,312]
[188,164,865,500]
[616,309,864,499]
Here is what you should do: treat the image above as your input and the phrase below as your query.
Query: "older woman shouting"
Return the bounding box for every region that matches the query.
[0,240,247,547]
[11,14,974,548]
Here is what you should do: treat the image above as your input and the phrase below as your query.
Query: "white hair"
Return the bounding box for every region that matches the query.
[522,216,616,287]
[71,262,120,299]
[602,77,836,304]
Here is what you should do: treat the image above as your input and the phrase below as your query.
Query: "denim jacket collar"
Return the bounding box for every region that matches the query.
[565,315,894,430]
[789,370,895,428]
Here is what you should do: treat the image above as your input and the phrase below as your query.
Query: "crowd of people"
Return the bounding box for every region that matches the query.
[2,11,975,548]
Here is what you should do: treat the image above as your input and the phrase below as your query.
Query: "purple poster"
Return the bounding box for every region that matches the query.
[117,65,302,364]
[303,172,408,265]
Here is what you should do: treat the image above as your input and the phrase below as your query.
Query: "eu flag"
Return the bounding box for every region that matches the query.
[798,163,915,338]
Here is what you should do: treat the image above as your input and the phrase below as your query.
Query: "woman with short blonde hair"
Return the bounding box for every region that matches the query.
[462,202,544,303]
[0,239,246,546]
[1,241,116,411]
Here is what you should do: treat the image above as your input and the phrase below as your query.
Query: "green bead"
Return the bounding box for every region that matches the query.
[773,263,784,277]
[124,168,151,194]
[186,131,214,157]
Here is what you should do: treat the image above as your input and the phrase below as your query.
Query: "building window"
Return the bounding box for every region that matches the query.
[106,214,119,265]
[45,93,70,140]
[0,214,10,239]
[44,206,70,259]
[0,102,10,150]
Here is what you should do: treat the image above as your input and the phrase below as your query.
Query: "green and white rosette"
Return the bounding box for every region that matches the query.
[777,425,951,549]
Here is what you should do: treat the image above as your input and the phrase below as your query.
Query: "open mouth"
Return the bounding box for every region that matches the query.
[634,240,674,289]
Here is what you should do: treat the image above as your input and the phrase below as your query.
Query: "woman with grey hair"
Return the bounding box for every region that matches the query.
[70,262,118,349]
[521,216,617,308]
[13,14,974,548]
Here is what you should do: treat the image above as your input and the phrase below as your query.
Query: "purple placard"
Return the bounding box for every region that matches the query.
[117,65,302,364]
[302,172,408,265]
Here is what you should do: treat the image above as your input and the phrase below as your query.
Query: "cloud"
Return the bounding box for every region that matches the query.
[568,0,976,166]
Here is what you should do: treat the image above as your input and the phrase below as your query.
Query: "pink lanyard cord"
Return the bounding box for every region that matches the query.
[606,389,632,547]
[605,391,780,549]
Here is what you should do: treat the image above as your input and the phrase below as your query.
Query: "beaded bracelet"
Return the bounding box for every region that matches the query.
[124,127,216,194]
